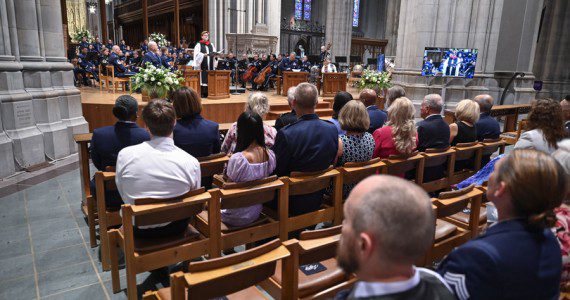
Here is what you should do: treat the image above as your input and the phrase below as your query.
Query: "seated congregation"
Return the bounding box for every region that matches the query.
[85,82,570,299]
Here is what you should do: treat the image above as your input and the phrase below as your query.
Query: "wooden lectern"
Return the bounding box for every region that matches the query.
[282,71,309,96]
[321,72,348,97]
[182,69,201,93]
[207,70,231,99]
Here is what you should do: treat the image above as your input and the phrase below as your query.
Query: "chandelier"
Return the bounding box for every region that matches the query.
[105,0,112,4]
[88,3,97,14]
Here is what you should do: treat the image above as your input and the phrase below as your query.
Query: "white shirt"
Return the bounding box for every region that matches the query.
[116,136,201,227]
[321,63,337,73]
[351,267,450,298]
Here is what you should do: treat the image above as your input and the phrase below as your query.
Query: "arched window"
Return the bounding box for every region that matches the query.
[294,0,311,21]
[352,0,360,27]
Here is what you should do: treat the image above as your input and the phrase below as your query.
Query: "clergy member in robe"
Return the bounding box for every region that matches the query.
[193,31,218,98]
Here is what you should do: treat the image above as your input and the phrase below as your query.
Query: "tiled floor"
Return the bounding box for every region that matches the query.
[0,167,164,300]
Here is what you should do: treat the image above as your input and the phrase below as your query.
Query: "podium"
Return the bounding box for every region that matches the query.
[182,69,201,93]
[321,72,348,97]
[207,70,231,99]
[282,71,309,96]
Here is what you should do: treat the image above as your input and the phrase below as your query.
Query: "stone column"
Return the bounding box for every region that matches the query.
[392,0,542,110]
[41,0,88,155]
[266,0,281,52]
[1,0,45,169]
[384,0,401,57]
[209,0,229,53]
[325,0,353,63]
[0,0,16,177]
[532,0,570,100]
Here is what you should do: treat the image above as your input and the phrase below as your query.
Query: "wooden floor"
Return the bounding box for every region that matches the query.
[80,85,359,131]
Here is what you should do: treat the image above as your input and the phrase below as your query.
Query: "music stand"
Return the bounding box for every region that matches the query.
[350,56,361,64]
[335,56,347,72]
[367,58,378,65]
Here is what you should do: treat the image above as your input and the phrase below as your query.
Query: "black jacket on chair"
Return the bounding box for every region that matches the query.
[416,115,450,182]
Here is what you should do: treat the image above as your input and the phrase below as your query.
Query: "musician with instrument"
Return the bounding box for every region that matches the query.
[254,54,279,91]
[244,54,262,90]
[319,42,332,64]
[194,31,219,97]
[237,54,249,88]
[280,52,301,72]
[301,55,312,72]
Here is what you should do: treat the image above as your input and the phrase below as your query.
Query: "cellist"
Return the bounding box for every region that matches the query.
[248,54,262,90]
[259,54,279,91]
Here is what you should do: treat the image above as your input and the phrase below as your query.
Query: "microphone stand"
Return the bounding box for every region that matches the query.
[228,7,247,95]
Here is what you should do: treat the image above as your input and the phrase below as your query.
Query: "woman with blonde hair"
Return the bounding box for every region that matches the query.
[449,99,479,145]
[372,97,418,159]
[221,92,277,154]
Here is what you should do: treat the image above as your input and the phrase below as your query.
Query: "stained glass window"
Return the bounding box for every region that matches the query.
[353,0,360,27]
[294,0,311,21]
[303,0,311,20]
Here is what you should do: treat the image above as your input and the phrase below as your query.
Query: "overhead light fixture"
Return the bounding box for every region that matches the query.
[105,0,112,4]
[88,4,97,14]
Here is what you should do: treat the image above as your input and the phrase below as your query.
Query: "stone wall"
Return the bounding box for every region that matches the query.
[0,0,88,178]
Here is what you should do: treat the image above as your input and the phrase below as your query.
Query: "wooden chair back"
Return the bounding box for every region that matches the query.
[420,147,456,192]
[142,239,292,300]
[260,225,356,299]
[197,176,285,257]
[280,167,343,234]
[451,142,483,183]
[197,152,229,177]
[382,151,425,183]
[108,189,213,300]
[480,138,506,156]
[338,158,386,186]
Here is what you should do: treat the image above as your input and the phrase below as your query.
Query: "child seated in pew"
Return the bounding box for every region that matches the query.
[221,111,276,227]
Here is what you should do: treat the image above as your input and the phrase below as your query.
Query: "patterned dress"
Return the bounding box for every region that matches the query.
[554,205,570,290]
[221,122,277,154]
[338,133,375,197]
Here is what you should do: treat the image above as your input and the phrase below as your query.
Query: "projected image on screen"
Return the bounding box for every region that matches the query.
[421,48,478,78]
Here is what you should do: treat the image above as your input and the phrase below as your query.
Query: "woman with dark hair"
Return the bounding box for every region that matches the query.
[89,95,150,208]
[438,149,567,299]
[514,98,568,154]
[329,91,353,135]
[171,86,221,158]
[221,111,276,227]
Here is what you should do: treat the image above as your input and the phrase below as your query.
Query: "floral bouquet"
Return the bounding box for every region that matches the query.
[356,69,392,92]
[72,28,93,43]
[149,32,169,48]
[131,63,183,99]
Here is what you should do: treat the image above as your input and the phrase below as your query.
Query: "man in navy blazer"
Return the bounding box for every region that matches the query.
[142,41,162,68]
[89,95,150,208]
[272,83,338,216]
[416,94,450,182]
[360,89,387,134]
[473,94,501,141]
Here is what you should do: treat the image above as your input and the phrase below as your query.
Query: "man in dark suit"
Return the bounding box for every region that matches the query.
[142,41,162,68]
[89,95,150,208]
[360,89,387,134]
[109,46,135,77]
[279,52,301,71]
[473,94,501,141]
[417,94,450,183]
[272,83,338,216]
[275,87,298,131]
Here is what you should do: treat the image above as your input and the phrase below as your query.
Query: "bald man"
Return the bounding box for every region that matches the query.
[108,45,135,77]
[360,89,387,133]
[473,94,501,141]
[336,175,453,299]
[142,41,162,68]
[561,97,570,135]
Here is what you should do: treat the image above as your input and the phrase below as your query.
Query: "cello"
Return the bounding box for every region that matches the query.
[241,65,257,82]
[254,64,272,85]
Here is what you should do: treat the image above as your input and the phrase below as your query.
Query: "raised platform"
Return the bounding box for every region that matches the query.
[80,86,359,131]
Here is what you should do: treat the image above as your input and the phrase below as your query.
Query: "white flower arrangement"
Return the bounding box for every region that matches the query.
[72,28,93,43]
[131,63,184,98]
[149,33,169,48]
[357,69,392,92]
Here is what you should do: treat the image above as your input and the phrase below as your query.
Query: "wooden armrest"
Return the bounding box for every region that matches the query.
[127,192,211,215]
[74,133,93,143]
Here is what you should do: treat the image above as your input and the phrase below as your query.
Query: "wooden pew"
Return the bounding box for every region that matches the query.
[142,239,291,300]
[382,151,425,183]
[194,176,286,258]
[419,185,483,267]
[260,226,357,299]
[94,171,122,271]
[419,147,456,193]
[108,189,214,300]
